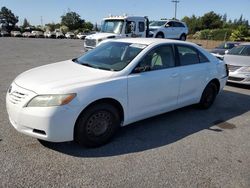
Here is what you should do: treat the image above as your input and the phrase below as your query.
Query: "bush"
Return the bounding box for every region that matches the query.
[193,28,232,40]
[230,25,249,41]
[60,25,69,34]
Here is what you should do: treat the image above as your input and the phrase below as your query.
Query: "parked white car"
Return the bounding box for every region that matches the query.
[6,38,228,147]
[55,31,65,39]
[149,20,188,40]
[65,32,75,39]
[11,31,22,37]
[76,32,87,40]
[224,42,250,85]
[31,31,44,38]
[44,31,56,38]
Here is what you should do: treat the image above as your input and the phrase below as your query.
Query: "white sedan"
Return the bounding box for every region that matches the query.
[224,43,250,85]
[6,38,228,147]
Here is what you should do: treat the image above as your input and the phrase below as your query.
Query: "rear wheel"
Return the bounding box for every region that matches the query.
[180,34,186,41]
[74,103,120,147]
[199,82,218,109]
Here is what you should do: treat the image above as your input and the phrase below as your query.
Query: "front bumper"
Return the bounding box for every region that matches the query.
[6,83,80,142]
[228,72,250,85]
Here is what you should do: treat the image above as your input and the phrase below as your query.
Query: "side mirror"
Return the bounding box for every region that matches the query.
[132,65,151,73]
[165,24,170,27]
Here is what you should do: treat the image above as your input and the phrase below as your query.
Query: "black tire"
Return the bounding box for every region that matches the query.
[74,103,120,147]
[199,82,218,109]
[156,33,164,38]
[180,34,186,41]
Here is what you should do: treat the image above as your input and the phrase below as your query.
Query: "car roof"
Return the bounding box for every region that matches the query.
[224,41,240,44]
[154,19,184,23]
[240,42,250,45]
[111,38,195,46]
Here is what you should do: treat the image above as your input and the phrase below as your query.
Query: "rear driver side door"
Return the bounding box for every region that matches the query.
[175,44,210,107]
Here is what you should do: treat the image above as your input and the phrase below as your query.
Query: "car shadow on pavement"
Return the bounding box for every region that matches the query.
[39,89,250,157]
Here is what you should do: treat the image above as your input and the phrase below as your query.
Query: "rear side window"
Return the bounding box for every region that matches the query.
[139,22,145,32]
[199,52,209,63]
[173,22,185,27]
[177,45,208,66]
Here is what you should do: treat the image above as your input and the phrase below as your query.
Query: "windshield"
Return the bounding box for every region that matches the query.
[75,42,147,71]
[101,20,124,34]
[149,21,166,27]
[217,43,235,49]
[228,45,250,56]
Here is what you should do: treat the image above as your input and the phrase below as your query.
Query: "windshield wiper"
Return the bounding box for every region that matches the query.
[81,62,97,68]
[72,58,79,63]
[97,67,114,71]
[74,59,114,71]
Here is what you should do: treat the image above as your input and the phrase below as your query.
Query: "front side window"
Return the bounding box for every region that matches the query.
[166,22,174,27]
[125,21,136,34]
[75,42,147,71]
[101,20,124,34]
[138,45,175,71]
[177,45,202,66]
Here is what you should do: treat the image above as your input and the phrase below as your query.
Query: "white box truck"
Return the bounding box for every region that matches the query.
[84,15,150,49]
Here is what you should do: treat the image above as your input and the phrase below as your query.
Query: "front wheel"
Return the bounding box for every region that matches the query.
[156,33,165,38]
[74,103,120,147]
[199,82,218,109]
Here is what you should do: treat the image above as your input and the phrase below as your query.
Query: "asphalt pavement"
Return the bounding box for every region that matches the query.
[0,38,249,188]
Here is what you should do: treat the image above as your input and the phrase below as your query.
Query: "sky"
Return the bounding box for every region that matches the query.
[0,0,250,26]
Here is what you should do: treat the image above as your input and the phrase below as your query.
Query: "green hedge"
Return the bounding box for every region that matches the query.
[193,29,233,40]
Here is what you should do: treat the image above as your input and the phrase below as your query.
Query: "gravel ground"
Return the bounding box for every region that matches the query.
[0,38,250,188]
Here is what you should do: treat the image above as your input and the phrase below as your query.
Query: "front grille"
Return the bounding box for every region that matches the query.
[85,39,96,47]
[227,64,242,72]
[9,90,28,105]
[228,76,244,82]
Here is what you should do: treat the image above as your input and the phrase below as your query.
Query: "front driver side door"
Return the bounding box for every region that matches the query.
[127,45,181,123]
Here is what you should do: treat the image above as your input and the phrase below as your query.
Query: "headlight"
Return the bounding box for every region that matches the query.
[27,93,76,107]
[239,66,250,73]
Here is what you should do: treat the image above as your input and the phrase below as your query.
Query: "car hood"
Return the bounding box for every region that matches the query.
[14,60,114,94]
[224,55,250,66]
[86,33,118,40]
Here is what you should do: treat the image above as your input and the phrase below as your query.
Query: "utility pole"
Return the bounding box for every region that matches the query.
[171,0,180,20]
[41,16,43,26]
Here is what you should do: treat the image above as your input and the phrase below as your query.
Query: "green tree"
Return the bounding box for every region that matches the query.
[22,18,30,29]
[83,21,93,31]
[45,22,61,31]
[200,11,223,30]
[0,6,19,31]
[60,25,69,34]
[94,23,99,31]
[61,11,84,30]
[182,15,202,34]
